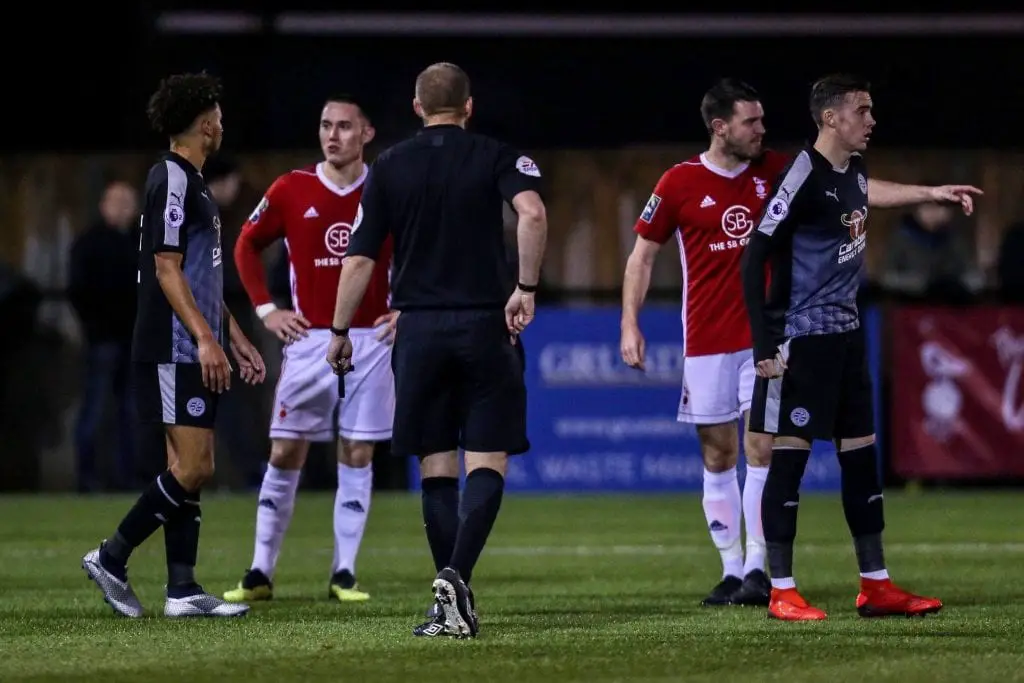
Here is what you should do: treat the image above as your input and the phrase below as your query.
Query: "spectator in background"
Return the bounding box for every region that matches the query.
[204,154,270,487]
[881,188,983,302]
[997,221,1024,303]
[68,180,139,492]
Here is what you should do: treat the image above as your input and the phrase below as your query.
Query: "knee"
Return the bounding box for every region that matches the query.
[173,456,215,491]
[763,447,810,497]
[269,439,307,470]
[339,439,375,468]
[743,432,774,468]
[420,450,460,479]
[699,427,739,473]
[464,451,507,477]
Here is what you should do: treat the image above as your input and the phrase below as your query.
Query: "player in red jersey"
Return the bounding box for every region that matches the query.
[620,79,784,607]
[223,95,396,604]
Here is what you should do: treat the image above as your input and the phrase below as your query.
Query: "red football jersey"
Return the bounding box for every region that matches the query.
[634,150,790,357]
[235,163,392,329]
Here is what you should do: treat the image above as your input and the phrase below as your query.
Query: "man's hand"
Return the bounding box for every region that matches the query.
[373,311,400,345]
[198,337,232,393]
[229,335,267,385]
[505,289,536,336]
[755,352,787,379]
[620,323,646,370]
[928,185,984,216]
[326,333,354,376]
[263,309,311,344]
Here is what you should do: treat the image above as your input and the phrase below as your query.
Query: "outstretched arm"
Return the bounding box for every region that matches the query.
[867,178,982,215]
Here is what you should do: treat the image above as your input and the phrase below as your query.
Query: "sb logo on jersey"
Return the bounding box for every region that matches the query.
[721,205,754,240]
[324,222,353,258]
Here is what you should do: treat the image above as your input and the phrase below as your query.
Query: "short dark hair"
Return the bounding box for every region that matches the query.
[147,71,223,139]
[809,74,871,127]
[700,78,760,132]
[415,63,471,116]
[323,94,371,124]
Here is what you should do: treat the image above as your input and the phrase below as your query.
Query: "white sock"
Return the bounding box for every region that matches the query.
[771,577,796,590]
[333,462,373,575]
[860,569,889,580]
[251,465,301,579]
[702,467,744,579]
[742,465,769,576]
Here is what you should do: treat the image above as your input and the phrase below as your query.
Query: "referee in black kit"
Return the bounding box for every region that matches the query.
[326,62,548,639]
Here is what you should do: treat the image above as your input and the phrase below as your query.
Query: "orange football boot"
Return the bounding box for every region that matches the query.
[856,578,943,617]
[768,587,827,621]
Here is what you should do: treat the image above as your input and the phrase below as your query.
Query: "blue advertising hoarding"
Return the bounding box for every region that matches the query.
[408,305,882,492]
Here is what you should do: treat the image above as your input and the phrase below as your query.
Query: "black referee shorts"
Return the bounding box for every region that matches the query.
[390,309,528,458]
[132,362,220,429]
[749,327,873,442]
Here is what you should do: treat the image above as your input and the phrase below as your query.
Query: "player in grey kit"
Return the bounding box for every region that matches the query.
[743,73,981,621]
[82,72,267,618]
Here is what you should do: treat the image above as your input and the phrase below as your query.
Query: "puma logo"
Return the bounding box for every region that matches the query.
[825,188,839,202]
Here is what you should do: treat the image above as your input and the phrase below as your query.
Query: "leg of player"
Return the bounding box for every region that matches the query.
[223,439,308,603]
[836,435,943,618]
[761,435,826,621]
[81,440,192,618]
[160,425,248,617]
[697,423,745,606]
[729,415,772,606]
[413,450,462,637]
[434,451,506,639]
[329,438,374,602]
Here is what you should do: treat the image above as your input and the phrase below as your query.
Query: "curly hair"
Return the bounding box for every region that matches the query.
[146,71,223,138]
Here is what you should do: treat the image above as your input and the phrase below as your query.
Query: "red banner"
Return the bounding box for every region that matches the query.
[890,306,1024,479]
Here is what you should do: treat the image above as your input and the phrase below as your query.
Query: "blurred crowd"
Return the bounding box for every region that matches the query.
[1,161,1022,492]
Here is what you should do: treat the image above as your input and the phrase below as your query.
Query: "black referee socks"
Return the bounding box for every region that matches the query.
[838,444,887,573]
[762,447,811,580]
[450,467,505,584]
[422,476,460,574]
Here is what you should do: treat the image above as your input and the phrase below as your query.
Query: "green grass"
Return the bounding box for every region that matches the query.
[2,491,1024,682]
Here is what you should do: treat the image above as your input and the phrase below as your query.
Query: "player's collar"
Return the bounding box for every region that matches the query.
[316,162,368,197]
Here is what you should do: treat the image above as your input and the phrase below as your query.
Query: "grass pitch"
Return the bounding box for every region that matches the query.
[1,491,1023,682]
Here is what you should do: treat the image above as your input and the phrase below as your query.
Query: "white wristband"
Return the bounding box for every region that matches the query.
[255,303,278,320]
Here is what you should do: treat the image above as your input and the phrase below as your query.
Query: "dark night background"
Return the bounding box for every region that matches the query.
[11,4,1023,152]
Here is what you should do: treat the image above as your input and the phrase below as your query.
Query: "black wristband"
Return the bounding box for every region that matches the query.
[517,282,538,293]
[330,326,349,336]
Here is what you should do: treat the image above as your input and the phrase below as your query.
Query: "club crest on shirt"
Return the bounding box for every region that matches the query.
[640,194,661,223]
[753,177,768,199]
[249,196,269,223]
[516,155,541,177]
[857,173,868,195]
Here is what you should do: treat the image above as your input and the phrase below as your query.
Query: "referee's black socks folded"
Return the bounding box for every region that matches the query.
[450,467,505,584]
[838,443,886,573]
[422,476,460,574]
[762,446,811,580]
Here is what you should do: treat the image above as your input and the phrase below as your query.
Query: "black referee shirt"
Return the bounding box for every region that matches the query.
[346,124,543,310]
